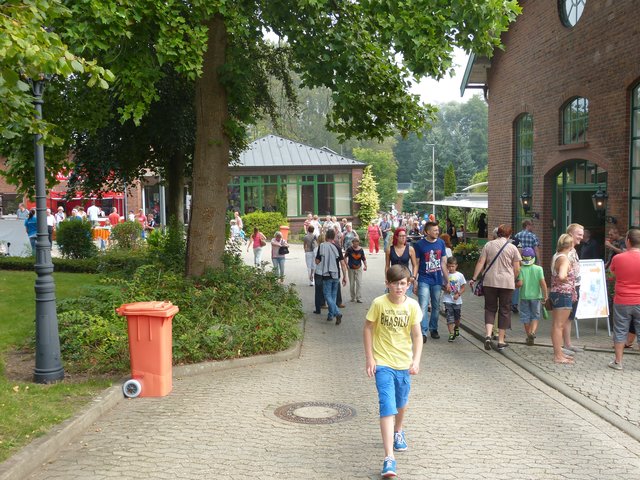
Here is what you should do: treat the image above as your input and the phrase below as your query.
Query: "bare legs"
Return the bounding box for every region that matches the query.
[380,406,407,458]
[552,309,574,363]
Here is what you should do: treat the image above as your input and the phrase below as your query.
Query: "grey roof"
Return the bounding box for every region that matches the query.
[237,135,365,168]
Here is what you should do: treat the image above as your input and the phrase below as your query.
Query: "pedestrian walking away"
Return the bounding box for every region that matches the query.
[303,225,318,286]
[470,224,521,352]
[364,265,423,479]
[512,219,541,313]
[413,221,449,342]
[517,247,548,346]
[247,227,267,267]
[315,228,347,324]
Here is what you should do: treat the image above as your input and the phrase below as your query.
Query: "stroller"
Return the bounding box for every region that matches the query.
[0,241,11,257]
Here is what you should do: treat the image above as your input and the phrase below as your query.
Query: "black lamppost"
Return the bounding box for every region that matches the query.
[30,76,64,383]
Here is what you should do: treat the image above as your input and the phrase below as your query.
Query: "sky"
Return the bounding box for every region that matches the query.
[411,48,477,105]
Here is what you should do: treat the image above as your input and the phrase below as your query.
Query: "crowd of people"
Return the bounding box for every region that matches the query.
[17,201,161,254]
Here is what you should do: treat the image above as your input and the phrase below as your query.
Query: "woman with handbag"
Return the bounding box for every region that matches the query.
[549,234,578,364]
[271,231,289,282]
[469,224,522,351]
[247,227,267,267]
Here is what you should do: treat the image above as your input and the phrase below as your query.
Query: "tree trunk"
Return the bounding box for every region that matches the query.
[186,15,230,277]
[166,151,185,224]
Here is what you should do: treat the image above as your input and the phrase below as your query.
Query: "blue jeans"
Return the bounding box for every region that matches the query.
[272,257,285,278]
[418,282,442,334]
[322,277,340,319]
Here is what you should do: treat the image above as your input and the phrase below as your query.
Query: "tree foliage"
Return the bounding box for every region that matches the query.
[0,0,113,142]
[354,165,380,225]
[0,1,520,276]
[396,95,489,205]
[444,163,457,197]
[352,147,397,208]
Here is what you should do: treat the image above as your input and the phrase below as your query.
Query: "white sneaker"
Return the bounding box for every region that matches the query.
[608,360,623,370]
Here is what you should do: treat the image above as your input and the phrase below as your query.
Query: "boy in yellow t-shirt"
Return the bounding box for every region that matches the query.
[364,265,423,478]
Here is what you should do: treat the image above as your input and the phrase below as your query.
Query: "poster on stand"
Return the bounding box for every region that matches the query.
[575,259,609,320]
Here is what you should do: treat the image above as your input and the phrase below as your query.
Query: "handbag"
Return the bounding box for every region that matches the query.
[278,245,289,255]
[472,279,485,297]
[259,237,266,247]
[472,240,511,297]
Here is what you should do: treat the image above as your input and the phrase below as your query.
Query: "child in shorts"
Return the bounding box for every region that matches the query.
[518,247,548,346]
[345,238,367,303]
[442,257,466,342]
[364,265,423,478]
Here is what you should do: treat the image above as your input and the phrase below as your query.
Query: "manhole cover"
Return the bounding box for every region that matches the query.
[273,402,356,424]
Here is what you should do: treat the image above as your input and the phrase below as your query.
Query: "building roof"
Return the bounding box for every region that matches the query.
[459,53,491,97]
[237,135,365,168]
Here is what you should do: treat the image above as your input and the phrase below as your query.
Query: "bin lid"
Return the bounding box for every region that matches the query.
[115,301,179,318]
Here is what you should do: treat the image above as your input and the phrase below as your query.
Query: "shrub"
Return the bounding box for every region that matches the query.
[55,258,303,373]
[453,240,481,263]
[242,211,288,239]
[55,219,98,259]
[146,217,186,272]
[57,282,130,374]
[110,221,143,250]
[96,249,148,277]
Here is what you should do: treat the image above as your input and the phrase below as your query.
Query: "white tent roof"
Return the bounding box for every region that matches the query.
[412,193,487,210]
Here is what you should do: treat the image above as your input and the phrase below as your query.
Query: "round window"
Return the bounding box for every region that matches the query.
[560,0,586,27]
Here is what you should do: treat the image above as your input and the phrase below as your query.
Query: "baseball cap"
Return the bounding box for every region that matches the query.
[521,247,536,265]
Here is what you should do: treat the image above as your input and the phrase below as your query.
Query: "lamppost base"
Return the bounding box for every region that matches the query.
[33,367,65,384]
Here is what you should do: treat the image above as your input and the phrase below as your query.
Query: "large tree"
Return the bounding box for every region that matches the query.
[1,1,520,277]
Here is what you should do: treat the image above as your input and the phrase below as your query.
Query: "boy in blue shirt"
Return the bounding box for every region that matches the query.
[364,265,423,478]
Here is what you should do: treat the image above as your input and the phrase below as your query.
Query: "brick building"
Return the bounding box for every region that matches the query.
[462,0,640,264]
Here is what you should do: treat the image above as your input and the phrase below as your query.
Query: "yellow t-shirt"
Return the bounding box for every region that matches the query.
[366,294,421,370]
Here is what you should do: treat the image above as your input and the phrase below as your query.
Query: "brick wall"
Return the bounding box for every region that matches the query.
[487,0,640,264]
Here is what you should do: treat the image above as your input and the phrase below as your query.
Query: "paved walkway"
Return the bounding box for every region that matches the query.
[23,244,640,479]
[459,283,640,430]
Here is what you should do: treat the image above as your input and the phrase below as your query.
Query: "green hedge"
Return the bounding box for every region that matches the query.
[242,211,288,239]
[0,251,149,274]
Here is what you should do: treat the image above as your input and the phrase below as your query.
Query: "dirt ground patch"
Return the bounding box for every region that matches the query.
[3,349,117,384]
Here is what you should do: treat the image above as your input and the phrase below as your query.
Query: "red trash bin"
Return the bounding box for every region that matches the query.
[116,301,179,398]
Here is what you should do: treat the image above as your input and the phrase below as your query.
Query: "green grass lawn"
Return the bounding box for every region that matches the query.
[0,270,112,463]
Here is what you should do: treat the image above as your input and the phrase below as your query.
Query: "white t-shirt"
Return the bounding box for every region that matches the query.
[87,205,100,222]
[442,271,466,305]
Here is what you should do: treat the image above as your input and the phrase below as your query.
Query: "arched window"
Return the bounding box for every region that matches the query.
[562,97,589,144]
[631,84,640,226]
[559,0,587,28]
[515,113,533,226]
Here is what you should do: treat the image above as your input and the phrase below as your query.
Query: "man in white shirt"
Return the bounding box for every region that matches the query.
[87,201,100,226]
